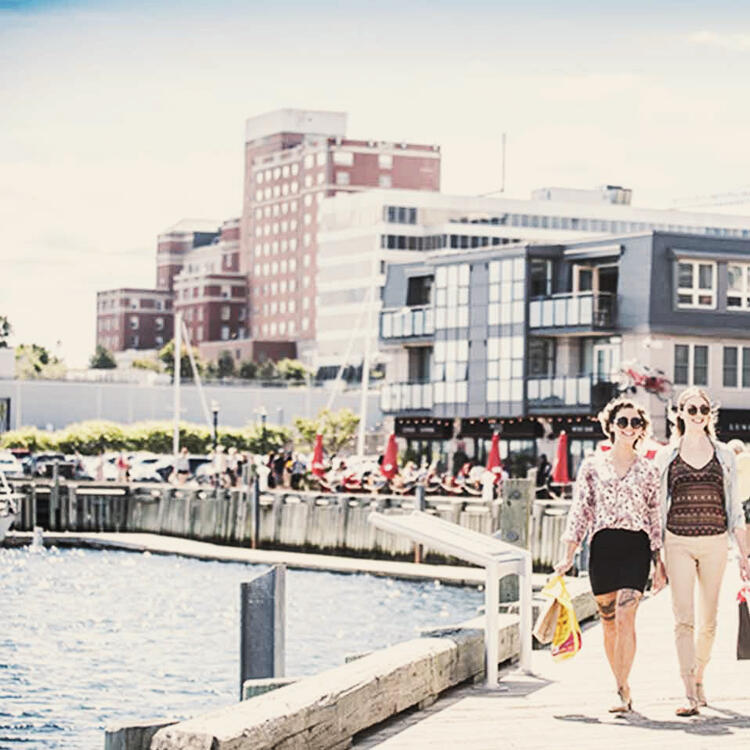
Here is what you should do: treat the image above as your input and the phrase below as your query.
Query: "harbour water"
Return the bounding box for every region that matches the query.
[0,545,482,748]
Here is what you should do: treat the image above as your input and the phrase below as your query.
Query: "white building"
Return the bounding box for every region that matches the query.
[314,186,750,377]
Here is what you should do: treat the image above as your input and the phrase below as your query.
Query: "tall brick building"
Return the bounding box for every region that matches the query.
[241,109,441,356]
[96,108,441,365]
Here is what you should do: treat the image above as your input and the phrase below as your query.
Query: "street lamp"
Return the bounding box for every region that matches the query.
[256,405,268,455]
[211,400,219,452]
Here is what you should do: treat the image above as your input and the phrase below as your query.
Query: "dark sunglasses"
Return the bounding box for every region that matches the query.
[615,416,644,430]
[683,404,710,416]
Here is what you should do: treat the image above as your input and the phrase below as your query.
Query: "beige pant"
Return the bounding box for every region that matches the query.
[664,530,728,678]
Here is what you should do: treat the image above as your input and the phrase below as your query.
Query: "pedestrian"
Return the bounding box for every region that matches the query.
[536,454,552,498]
[555,396,665,713]
[226,446,239,487]
[174,446,190,485]
[654,387,750,716]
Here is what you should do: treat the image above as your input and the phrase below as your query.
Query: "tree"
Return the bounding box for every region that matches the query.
[276,358,311,381]
[158,339,205,380]
[89,344,117,369]
[15,343,66,379]
[216,350,236,378]
[238,359,258,379]
[0,315,11,348]
[257,359,278,380]
[294,408,360,454]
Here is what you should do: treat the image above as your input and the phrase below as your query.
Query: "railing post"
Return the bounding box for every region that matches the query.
[485,561,499,688]
[414,485,425,564]
[251,476,260,549]
[519,552,533,674]
[50,459,60,530]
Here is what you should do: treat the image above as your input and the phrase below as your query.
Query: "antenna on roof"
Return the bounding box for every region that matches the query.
[501,132,506,194]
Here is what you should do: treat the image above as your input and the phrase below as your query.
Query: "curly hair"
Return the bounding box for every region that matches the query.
[669,386,717,441]
[597,396,652,448]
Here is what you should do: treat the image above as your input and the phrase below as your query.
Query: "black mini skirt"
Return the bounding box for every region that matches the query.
[588,528,651,596]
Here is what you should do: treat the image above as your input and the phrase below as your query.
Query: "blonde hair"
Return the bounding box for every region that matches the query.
[597,396,652,449]
[669,386,717,441]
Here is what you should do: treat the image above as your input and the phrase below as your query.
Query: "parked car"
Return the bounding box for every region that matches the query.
[0,451,24,479]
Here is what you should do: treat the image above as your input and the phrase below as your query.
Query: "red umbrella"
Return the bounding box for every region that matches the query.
[486,432,502,482]
[311,433,325,478]
[381,433,399,480]
[552,430,570,484]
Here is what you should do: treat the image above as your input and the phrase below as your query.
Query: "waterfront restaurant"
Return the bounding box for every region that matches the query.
[380,231,750,476]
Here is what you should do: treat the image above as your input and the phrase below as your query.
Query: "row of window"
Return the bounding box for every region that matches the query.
[257,318,309,337]
[256,162,300,183]
[677,260,750,310]
[254,257,310,277]
[384,206,417,224]
[98,299,168,311]
[379,234,518,251]
[450,213,750,238]
[255,220,299,237]
[674,343,750,388]
[254,201,299,220]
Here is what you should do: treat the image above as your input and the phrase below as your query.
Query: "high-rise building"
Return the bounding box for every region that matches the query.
[241,109,441,354]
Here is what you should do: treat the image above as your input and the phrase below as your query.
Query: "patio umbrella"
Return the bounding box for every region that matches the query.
[486,432,503,482]
[552,430,570,484]
[311,434,325,478]
[381,433,399,480]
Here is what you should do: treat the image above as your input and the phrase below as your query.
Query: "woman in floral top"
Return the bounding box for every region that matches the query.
[555,397,666,713]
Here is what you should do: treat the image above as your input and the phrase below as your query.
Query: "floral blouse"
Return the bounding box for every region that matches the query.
[562,453,663,552]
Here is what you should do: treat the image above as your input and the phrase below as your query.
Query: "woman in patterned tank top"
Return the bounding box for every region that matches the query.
[655,386,750,716]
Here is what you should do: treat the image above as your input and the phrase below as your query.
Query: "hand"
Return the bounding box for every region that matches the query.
[652,560,668,594]
[553,556,574,577]
[739,554,750,582]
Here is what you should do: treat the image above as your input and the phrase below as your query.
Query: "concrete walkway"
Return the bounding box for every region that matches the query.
[355,563,750,749]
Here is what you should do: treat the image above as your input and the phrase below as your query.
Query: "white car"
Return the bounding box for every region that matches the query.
[0,452,24,479]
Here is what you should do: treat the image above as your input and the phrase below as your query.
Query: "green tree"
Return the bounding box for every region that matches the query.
[276,358,311,381]
[216,350,236,378]
[294,408,360,454]
[89,344,117,369]
[257,359,278,380]
[0,315,11,348]
[15,343,66,379]
[132,357,162,372]
[158,339,205,380]
[238,359,258,379]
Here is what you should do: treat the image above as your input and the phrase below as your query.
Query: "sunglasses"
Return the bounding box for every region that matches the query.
[683,404,710,416]
[615,416,644,430]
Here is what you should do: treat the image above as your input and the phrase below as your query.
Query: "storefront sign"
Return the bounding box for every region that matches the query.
[718,409,750,439]
[395,418,453,439]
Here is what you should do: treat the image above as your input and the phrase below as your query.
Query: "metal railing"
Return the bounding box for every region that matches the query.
[380,381,433,412]
[380,305,434,340]
[529,292,616,330]
[527,375,620,411]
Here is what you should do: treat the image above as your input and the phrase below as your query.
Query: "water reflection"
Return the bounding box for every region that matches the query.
[0,546,481,748]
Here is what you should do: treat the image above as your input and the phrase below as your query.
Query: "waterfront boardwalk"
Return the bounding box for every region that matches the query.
[355,564,750,750]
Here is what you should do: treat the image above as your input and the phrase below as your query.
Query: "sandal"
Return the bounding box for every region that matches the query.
[695,683,707,707]
[675,696,700,717]
[609,686,632,713]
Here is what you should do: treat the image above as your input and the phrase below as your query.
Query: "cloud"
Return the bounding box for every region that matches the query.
[688,30,750,51]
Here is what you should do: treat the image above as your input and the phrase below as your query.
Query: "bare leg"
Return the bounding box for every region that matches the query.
[613,588,642,698]
[595,593,618,686]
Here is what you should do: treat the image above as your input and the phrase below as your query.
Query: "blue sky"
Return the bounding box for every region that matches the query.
[3,0,750,365]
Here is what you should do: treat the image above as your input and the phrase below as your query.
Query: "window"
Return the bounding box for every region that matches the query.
[221,305,230,321]
[723,345,750,388]
[333,151,354,166]
[379,153,393,170]
[130,315,139,330]
[221,326,230,341]
[727,263,750,309]
[488,257,525,326]
[155,317,164,330]
[675,343,709,386]
[432,339,469,404]
[487,335,524,403]
[676,260,716,308]
[155,335,164,347]
[304,154,314,169]
[434,263,470,329]
[316,151,326,166]
[529,259,552,297]
[335,171,350,186]
[379,174,392,188]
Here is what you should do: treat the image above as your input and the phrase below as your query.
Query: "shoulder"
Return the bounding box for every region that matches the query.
[654,443,678,470]
[636,455,660,480]
[714,440,738,468]
[578,453,604,478]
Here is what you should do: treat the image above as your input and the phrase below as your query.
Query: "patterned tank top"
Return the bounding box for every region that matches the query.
[666,452,727,536]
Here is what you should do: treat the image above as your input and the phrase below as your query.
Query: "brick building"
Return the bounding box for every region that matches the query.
[96,288,174,352]
[241,109,441,355]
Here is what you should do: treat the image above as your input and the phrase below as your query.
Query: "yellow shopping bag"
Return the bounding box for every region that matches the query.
[540,575,582,661]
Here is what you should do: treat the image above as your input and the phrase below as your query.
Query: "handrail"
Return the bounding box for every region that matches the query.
[368,510,532,687]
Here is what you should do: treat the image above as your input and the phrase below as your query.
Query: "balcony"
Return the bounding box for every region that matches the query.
[527,376,619,413]
[529,292,616,334]
[380,305,434,341]
[380,381,433,412]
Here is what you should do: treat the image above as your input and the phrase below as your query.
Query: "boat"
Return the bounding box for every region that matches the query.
[0,470,20,543]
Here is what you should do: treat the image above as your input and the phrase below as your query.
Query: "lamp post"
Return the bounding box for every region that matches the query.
[255,405,268,455]
[211,400,219,453]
